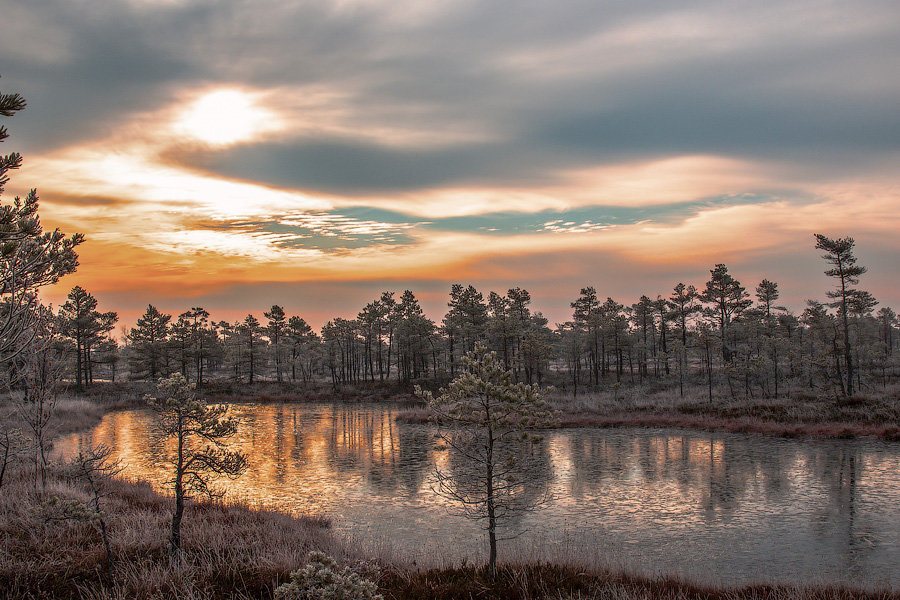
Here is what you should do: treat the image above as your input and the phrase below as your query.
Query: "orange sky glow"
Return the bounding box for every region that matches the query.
[2,0,898,329]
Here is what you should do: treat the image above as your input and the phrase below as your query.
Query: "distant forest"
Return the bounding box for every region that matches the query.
[56,235,897,400]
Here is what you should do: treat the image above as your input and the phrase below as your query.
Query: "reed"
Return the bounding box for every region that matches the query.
[396,383,900,439]
[377,564,899,600]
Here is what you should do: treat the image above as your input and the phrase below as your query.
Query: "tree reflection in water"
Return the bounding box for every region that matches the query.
[55,403,900,587]
[437,432,554,537]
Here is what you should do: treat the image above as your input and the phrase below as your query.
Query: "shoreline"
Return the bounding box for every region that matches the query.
[70,379,900,441]
[396,382,900,440]
[395,405,900,440]
[554,411,900,439]
[3,392,894,598]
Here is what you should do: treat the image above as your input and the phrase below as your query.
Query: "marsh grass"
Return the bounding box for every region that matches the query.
[200,380,418,405]
[398,383,900,439]
[378,564,899,600]
[0,395,344,600]
[0,460,344,599]
[546,384,900,439]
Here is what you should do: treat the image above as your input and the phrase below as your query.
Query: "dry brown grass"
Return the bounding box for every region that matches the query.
[378,564,899,600]
[0,461,344,599]
[0,395,345,600]
[200,380,418,405]
[397,384,900,439]
[543,385,900,439]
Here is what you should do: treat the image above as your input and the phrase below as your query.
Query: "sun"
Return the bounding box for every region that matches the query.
[174,88,280,146]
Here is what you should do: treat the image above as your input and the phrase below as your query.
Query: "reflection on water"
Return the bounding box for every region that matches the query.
[56,403,900,586]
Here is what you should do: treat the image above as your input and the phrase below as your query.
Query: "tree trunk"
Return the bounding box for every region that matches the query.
[839,269,853,396]
[171,416,185,558]
[87,475,114,569]
[248,336,255,384]
[773,345,779,398]
[75,334,83,392]
[486,426,497,579]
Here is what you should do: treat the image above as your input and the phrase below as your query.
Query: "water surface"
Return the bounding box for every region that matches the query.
[56,402,900,586]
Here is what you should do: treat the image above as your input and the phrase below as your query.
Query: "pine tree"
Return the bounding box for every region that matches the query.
[287,315,318,382]
[631,295,655,383]
[185,307,211,389]
[58,286,116,390]
[264,305,287,383]
[668,283,700,347]
[701,264,751,363]
[128,305,171,379]
[146,373,246,557]
[169,314,193,379]
[877,307,896,356]
[654,295,671,376]
[238,315,265,383]
[505,287,533,379]
[814,234,867,396]
[601,297,627,381]
[755,279,783,397]
[520,312,554,385]
[58,287,95,392]
[487,292,513,370]
[417,345,554,577]
[395,291,435,382]
[0,77,82,362]
[444,284,488,377]
[571,287,602,386]
[357,302,380,382]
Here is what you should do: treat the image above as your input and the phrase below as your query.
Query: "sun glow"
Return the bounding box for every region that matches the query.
[174,88,281,145]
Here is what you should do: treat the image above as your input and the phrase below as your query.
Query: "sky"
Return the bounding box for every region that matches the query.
[1,0,898,330]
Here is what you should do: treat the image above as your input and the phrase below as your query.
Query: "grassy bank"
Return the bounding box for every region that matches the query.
[380,565,898,600]
[71,379,418,407]
[0,397,345,600]
[75,379,900,440]
[0,467,340,599]
[398,384,900,440]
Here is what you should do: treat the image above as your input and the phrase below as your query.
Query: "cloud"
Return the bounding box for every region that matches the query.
[5,0,899,173]
[3,0,899,321]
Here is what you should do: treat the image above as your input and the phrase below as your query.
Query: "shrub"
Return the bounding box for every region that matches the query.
[274,551,382,600]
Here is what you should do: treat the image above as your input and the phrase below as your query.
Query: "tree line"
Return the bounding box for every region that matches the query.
[49,234,898,399]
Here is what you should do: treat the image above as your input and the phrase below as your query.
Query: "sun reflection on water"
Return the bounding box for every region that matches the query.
[55,403,900,586]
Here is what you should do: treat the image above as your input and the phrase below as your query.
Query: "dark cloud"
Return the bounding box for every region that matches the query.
[531,64,900,163]
[0,1,199,153]
[176,139,530,194]
[2,0,899,189]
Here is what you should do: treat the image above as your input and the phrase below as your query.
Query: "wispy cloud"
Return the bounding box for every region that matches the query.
[1,0,898,318]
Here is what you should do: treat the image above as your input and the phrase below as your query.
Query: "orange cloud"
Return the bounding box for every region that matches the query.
[9,82,898,322]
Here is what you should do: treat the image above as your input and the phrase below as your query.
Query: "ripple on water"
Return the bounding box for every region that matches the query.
[54,402,900,587]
